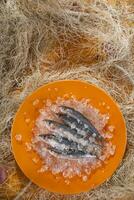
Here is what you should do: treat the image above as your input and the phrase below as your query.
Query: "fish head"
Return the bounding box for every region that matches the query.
[59,106,72,114]
[43,120,57,130]
[44,119,53,125]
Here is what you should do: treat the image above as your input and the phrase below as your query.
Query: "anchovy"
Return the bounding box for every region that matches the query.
[39,134,97,159]
[39,144,99,159]
[59,106,104,141]
[39,133,101,158]
[39,134,81,150]
[49,147,96,158]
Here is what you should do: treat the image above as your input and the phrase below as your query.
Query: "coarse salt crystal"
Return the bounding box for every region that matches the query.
[95,109,99,114]
[104,133,113,139]
[37,165,48,173]
[25,118,30,123]
[64,94,69,98]
[92,184,95,188]
[65,179,70,185]
[106,115,110,120]
[56,176,61,181]
[46,99,52,107]
[15,134,22,142]
[85,169,91,175]
[110,145,116,155]
[108,125,115,132]
[100,155,106,161]
[32,157,39,164]
[25,142,32,152]
[96,161,102,167]
[102,102,106,106]
[33,99,39,106]
[106,106,110,110]
[75,168,81,176]
[82,175,88,182]
[71,95,76,99]
[54,88,58,91]
[63,168,73,179]
[86,99,90,103]
[52,167,61,175]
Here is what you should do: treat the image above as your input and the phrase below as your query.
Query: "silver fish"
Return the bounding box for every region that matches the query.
[39,134,96,159]
[39,134,81,150]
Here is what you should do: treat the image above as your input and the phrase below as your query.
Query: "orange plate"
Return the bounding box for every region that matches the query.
[11,80,127,194]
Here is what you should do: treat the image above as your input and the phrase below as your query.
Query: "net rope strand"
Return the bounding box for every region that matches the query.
[0,0,134,199]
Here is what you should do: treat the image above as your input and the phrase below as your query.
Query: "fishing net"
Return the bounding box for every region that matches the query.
[0,0,134,199]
